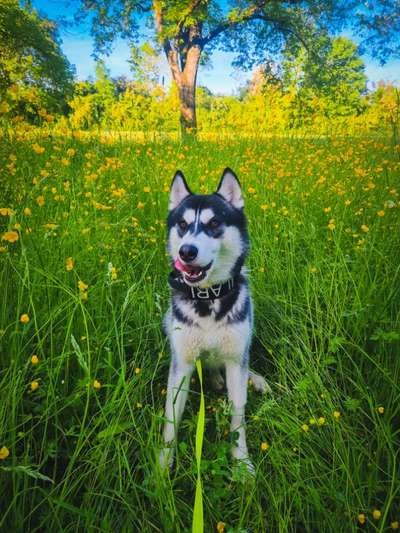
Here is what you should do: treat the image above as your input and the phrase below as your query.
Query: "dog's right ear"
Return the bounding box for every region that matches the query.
[169,171,192,210]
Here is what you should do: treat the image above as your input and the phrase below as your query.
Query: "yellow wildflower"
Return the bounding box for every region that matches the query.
[260,442,269,451]
[93,380,102,390]
[0,208,14,216]
[31,355,39,365]
[24,207,32,216]
[2,231,19,243]
[372,509,381,520]
[36,196,45,207]
[357,513,366,525]
[216,522,225,533]
[78,281,88,291]
[333,411,341,419]
[31,381,39,391]
[377,406,384,414]
[247,187,256,194]
[318,416,326,426]
[361,225,369,233]
[66,257,74,271]
[377,210,385,217]
[20,313,30,324]
[134,367,141,375]
[327,219,335,230]
[0,446,10,460]
[143,186,151,193]
[390,521,399,529]
[32,143,45,154]
[301,424,309,432]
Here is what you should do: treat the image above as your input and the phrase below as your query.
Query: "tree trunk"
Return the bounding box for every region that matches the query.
[178,79,197,135]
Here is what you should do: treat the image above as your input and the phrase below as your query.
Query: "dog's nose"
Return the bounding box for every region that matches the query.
[179,244,198,262]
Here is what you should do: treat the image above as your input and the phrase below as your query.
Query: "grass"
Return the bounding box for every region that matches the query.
[0,132,399,532]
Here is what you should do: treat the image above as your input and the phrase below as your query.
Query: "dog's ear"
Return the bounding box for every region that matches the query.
[216,168,244,209]
[169,171,192,210]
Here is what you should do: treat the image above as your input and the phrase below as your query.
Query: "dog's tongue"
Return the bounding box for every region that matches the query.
[174,258,201,274]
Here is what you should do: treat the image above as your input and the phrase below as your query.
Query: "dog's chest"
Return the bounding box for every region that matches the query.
[167,288,252,365]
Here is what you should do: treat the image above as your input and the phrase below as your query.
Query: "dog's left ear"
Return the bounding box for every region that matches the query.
[169,170,192,210]
[216,168,244,209]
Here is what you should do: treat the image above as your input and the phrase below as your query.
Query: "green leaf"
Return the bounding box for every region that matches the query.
[1,465,53,483]
[71,334,89,376]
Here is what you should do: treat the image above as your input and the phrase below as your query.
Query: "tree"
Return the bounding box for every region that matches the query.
[74,0,400,135]
[282,36,367,118]
[0,0,74,120]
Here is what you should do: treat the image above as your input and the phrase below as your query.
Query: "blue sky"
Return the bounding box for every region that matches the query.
[31,0,400,94]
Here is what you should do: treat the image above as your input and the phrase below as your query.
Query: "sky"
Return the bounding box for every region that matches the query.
[31,0,400,95]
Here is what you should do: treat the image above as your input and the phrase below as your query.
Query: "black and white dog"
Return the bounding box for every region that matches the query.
[160,168,268,472]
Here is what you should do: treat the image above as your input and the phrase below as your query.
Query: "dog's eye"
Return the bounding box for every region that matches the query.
[178,220,188,230]
[208,218,220,229]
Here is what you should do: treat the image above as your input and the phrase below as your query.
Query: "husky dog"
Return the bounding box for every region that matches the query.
[160,168,268,472]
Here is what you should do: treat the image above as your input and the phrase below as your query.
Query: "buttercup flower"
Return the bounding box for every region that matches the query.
[20,313,30,324]
[0,446,10,460]
[2,231,19,243]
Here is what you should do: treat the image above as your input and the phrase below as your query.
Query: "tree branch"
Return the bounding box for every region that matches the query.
[201,0,269,45]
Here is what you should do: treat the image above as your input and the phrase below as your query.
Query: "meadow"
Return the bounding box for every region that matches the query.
[0,132,399,532]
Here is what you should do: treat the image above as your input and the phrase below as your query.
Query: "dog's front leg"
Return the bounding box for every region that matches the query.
[225,361,254,473]
[159,357,194,470]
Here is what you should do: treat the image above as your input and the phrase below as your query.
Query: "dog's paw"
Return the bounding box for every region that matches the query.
[249,371,271,394]
[159,447,174,471]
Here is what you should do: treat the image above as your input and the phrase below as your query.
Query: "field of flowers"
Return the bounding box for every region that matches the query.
[0,132,399,532]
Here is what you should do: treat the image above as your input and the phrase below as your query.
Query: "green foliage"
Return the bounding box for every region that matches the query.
[0,133,399,531]
[0,0,74,122]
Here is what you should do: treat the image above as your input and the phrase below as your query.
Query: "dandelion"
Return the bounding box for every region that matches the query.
[0,446,10,460]
[372,509,381,520]
[301,424,309,432]
[30,381,39,391]
[260,442,269,451]
[361,225,369,233]
[31,355,39,365]
[2,231,19,243]
[216,522,226,533]
[377,406,384,414]
[93,379,102,390]
[66,257,74,271]
[20,313,30,324]
[357,513,366,525]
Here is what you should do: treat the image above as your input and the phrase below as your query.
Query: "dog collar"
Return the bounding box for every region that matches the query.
[168,271,239,300]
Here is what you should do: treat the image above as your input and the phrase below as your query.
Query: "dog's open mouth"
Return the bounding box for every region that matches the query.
[174,259,212,283]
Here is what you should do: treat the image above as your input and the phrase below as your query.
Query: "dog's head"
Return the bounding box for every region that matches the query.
[167,168,249,287]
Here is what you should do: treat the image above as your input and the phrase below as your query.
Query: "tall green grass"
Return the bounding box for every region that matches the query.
[0,134,399,532]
